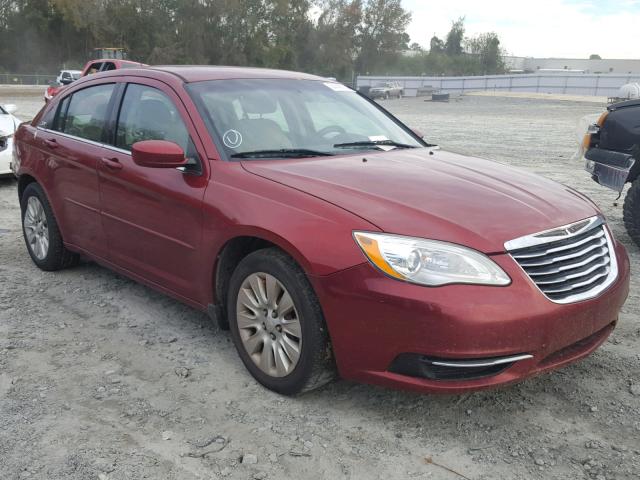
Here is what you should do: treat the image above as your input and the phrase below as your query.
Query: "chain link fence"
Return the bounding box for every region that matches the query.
[0,73,57,85]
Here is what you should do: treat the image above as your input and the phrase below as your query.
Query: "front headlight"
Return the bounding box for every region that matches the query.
[353,231,511,287]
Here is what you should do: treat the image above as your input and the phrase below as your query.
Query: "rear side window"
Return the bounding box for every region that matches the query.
[115,83,190,152]
[39,103,58,129]
[57,84,115,142]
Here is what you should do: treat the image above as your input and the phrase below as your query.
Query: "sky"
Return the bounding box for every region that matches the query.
[404,0,640,59]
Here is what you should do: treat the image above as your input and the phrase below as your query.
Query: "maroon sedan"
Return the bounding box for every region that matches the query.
[13,67,630,395]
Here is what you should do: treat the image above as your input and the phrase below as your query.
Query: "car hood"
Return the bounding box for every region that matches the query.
[241,148,599,253]
[0,114,18,136]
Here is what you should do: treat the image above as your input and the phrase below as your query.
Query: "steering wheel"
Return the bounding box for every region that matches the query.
[317,125,346,139]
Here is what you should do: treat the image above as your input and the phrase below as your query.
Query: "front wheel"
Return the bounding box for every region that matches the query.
[623,178,640,247]
[227,248,335,395]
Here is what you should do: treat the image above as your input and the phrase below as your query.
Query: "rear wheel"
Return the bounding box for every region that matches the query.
[227,248,334,395]
[623,178,640,247]
[20,183,79,271]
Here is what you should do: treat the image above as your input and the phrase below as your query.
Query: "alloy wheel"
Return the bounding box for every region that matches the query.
[236,272,302,377]
[23,196,49,260]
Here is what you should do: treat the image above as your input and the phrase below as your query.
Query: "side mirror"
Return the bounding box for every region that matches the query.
[411,127,424,139]
[3,104,17,114]
[132,140,188,168]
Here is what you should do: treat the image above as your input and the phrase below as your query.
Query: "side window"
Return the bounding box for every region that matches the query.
[58,84,115,142]
[39,102,59,129]
[51,96,70,131]
[115,84,191,153]
[102,62,116,72]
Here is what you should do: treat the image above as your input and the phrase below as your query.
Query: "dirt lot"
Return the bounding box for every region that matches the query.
[1,90,639,480]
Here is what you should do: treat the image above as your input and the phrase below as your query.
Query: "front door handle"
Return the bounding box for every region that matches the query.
[100,157,123,170]
[44,138,58,149]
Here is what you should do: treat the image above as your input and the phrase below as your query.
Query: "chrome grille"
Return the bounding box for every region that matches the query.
[505,217,618,304]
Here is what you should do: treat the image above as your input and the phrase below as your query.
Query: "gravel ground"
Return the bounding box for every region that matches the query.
[1,90,639,480]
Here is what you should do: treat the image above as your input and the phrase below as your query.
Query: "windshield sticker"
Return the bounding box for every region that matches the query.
[324,82,352,92]
[223,129,243,149]
[369,135,388,142]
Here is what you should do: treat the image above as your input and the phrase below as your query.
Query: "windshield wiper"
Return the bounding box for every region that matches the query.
[333,140,418,150]
[230,148,334,159]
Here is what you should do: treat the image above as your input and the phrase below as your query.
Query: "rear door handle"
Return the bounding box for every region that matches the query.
[44,138,58,149]
[100,157,123,170]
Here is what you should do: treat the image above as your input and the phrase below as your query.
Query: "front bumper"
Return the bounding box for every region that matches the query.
[310,240,630,394]
[585,147,636,192]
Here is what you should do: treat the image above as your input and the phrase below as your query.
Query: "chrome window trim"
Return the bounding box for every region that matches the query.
[505,216,619,304]
[38,128,201,174]
[39,127,132,156]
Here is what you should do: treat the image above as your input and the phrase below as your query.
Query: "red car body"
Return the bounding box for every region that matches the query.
[15,66,630,394]
[44,59,145,102]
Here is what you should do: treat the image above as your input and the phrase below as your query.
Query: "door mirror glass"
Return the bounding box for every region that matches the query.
[3,104,17,114]
[132,140,187,168]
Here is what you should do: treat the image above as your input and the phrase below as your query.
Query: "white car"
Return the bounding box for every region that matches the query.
[56,69,82,85]
[0,104,20,178]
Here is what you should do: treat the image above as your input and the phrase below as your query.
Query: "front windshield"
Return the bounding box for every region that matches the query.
[187,79,423,159]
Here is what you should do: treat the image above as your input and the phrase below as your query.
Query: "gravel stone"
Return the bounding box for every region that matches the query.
[242,453,258,464]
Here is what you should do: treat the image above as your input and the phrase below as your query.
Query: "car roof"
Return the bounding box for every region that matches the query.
[144,66,326,83]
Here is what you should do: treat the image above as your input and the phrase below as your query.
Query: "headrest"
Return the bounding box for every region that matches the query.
[239,92,277,115]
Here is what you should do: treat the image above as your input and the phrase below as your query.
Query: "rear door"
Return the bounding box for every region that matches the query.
[98,78,209,300]
[36,81,117,258]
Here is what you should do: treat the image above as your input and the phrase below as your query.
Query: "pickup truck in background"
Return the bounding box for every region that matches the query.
[582,99,640,246]
[44,59,145,102]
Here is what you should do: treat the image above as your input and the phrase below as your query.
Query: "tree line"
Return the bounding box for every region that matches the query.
[0,1,506,79]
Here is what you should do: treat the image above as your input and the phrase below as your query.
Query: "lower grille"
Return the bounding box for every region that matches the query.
[389,353,531,381]
[505,217,618,304]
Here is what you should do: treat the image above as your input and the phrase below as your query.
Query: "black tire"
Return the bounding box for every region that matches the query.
[227,248,335,395]
[623,178,640,247]
[20,182,79,271]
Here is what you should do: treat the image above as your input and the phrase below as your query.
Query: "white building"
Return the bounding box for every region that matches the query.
[504,56,640,74]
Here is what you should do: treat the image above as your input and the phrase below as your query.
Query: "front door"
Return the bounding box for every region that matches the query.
[98,80,208,300]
